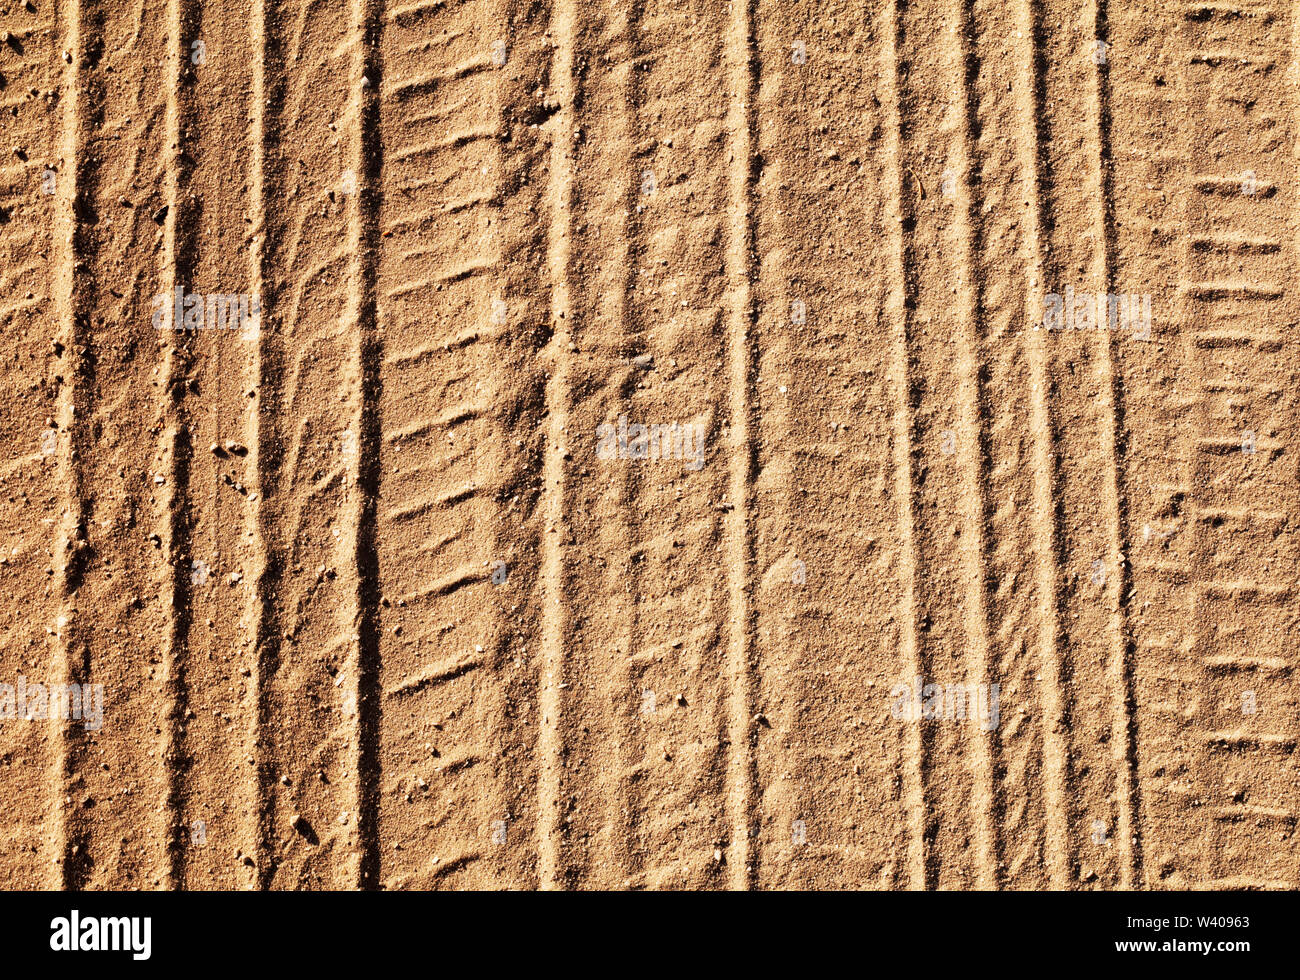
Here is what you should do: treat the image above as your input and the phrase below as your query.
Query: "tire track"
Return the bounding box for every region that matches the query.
[1150,0,1225,889]
[1034,1,1156,889]
[0,0,64,888]
[965,0,1064,889]
[890,0,1000,890]
[1038,3,1121,889]
[1168,0,1300,887]
[53,0,177,888]
[562,0,750,889]
[559,1,639,888]
[374,0,545,890]
[751,3,911,890]
[171,0,268,889]
[256,0,383,889]
[610,0,739,890]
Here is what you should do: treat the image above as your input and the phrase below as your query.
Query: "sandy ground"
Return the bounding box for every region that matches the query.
[0,0,1296,890]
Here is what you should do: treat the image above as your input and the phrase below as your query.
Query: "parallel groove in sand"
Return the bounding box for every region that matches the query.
[347,0,385,889]
[177,0,276,888]
[585,1,639,886]
[723,0,758,892]
[56,0,175,888]
[1087,0,1140,889]
[1012,0,1070,887]
[159,0,197,891]
[882,0,926,891]
[246,0,279,890]
[373,0,518,888]
[952,0,999,889]
[51,0,87,891]
[537,0,575,892]
[0,0,63,890]
[6,0,1294,892]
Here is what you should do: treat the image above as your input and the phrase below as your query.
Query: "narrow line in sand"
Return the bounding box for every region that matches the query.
[952,0,1000,890]
[883,0,927,891]
[1088,0,1140,889]
[723,0,759,891]
[345,0,386,889]
[51,0,87,892]
[537,0,576,891]
[1013,0,1071,888]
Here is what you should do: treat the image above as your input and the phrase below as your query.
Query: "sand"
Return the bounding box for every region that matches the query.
[0,0,1295,890]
